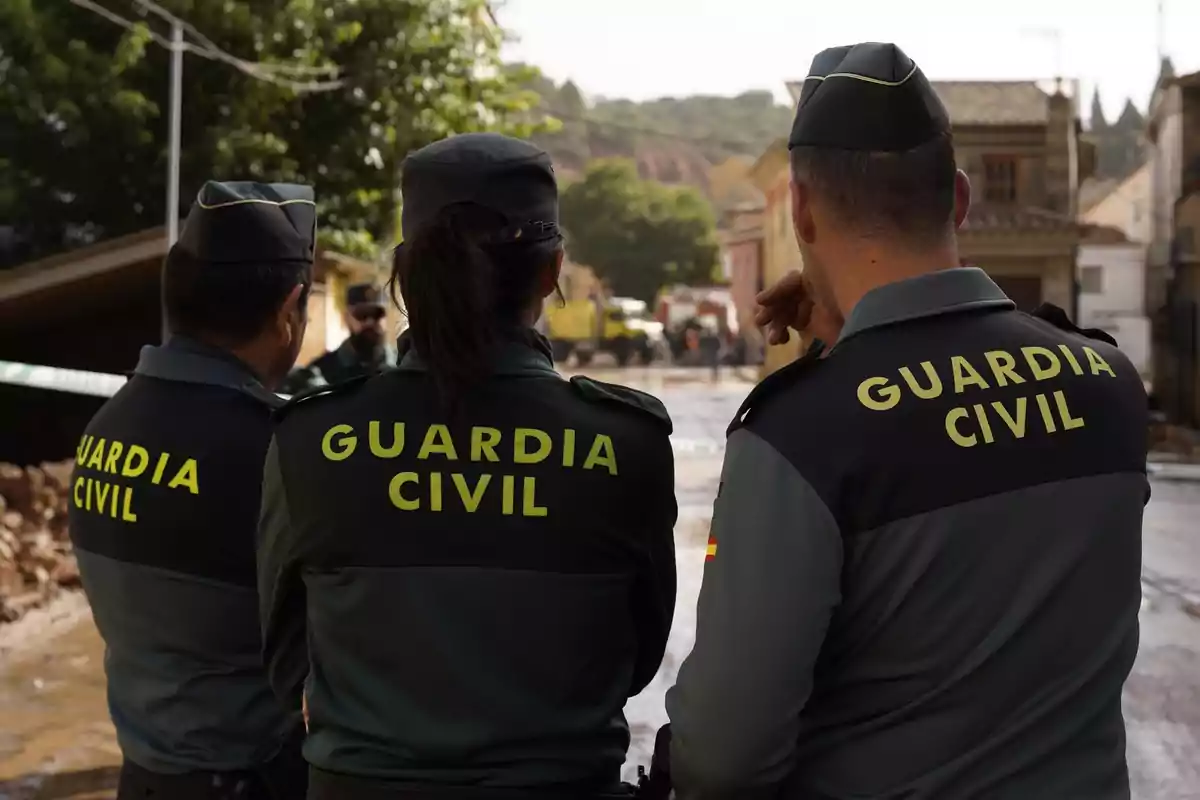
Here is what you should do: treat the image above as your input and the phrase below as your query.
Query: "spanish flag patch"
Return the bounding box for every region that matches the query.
[705,536,718,561]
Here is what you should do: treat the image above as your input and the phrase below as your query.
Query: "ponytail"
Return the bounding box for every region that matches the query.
[389,203,557,413]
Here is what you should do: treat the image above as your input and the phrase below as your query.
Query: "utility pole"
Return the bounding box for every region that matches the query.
[163,20,183,341]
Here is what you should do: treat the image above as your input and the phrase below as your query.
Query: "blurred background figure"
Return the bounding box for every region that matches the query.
[282,283,396,393]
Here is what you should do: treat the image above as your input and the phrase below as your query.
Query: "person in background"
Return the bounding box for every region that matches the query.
[258,133,677,800]
[68,181,314,799]
[664,42,1147,800]
[282,282,396,393]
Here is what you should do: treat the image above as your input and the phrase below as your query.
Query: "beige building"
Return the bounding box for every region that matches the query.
[1145,61,1200,425]
[750,78,1090,378]
[1080,163,1152,243]
[748,138,806,375]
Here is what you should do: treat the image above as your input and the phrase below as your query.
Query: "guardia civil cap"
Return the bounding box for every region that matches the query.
[789,42,950,153]
[346,282,383,308]
[176,181,317,265]
[400,133,559,243]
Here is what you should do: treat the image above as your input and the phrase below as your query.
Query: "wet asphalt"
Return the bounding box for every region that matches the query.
[0,366,1197,799]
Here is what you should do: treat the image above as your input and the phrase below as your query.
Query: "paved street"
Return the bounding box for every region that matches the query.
[1,366,1199,798]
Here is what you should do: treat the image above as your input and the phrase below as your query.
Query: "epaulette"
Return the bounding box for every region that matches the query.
[1029,303,1118,347]
[272,374,370,423]
[569,376,673,435]
[727,339,826,437]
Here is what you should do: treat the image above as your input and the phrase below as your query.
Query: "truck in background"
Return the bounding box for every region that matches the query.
[544,295,665,366]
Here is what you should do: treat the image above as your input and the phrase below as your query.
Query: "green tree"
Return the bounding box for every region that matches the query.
[0,0,546,267]
[560,159,719,302]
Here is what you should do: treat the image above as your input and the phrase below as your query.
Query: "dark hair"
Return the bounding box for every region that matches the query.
[162,247,311,343]
[389,202,560,411]
[789,131,957,242]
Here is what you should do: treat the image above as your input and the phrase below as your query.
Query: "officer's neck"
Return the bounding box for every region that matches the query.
[206,337,277,390]
[828,237,961,320]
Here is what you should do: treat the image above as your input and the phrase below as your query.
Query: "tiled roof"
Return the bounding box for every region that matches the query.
[961,205,1078,232]
[1079,177,1121,214]
[930,81,1050,125]
[786,79,1051,126]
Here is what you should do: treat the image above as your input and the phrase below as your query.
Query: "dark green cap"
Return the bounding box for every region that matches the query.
[346,283,383,308]
[789,42,950,153]
[400,133,559,244]
[176,181,317,265]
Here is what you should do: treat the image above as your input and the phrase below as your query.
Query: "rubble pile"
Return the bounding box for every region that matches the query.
[0,461,79,623]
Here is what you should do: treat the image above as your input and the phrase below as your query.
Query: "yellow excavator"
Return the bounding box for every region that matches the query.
[544,296,664,366]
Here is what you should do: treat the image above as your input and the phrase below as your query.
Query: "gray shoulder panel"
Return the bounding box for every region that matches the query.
[75,548,290,772]
[667,427,842,797]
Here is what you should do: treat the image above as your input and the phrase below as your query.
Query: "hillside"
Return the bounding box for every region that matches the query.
[524,71,792,193]
[525,72,1150,201]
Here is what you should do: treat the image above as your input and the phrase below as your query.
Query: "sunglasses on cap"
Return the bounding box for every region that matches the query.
[351,305,385,323]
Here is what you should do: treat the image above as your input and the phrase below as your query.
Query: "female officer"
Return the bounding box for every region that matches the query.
[257,132,678,800]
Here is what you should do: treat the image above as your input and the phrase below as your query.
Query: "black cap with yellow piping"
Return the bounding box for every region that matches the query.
[788,42,950,153]
[176,181,317,266]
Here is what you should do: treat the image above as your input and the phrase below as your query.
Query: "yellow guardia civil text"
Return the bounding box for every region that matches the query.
[319,422,619,517]
[71,436,201,523]
[855,344,1118,447]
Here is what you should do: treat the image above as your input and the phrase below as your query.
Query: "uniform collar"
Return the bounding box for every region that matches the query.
[397,328,559,379]
[836,267,1014,346]
[336,336,397,369]
[134,335,283,407]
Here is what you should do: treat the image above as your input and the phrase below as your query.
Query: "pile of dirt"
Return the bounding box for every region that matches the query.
[0,461,79,624]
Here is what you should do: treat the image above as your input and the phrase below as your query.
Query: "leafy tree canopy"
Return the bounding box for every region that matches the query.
[0,0,546,267]
[560,159,719,302]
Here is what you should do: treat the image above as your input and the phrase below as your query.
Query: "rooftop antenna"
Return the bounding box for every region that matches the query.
[1156,0,1166,62]
[1021,27,1064,91]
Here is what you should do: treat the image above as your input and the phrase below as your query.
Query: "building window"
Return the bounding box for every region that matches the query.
[983,156,1018,204]
[1080,265,1104,294]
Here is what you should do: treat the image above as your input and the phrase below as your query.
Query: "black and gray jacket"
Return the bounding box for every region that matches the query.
[259,331,677,793]
[68,336,300,774]
[668,268,1147,800]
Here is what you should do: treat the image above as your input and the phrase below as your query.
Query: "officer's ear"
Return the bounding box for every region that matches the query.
[539,248,564,299]
[277,282,306,344]
[953,169,972,230]
[790,176,817,246]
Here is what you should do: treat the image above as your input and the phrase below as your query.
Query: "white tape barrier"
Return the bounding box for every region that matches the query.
[0,359,727,457]
[0,360,127,399]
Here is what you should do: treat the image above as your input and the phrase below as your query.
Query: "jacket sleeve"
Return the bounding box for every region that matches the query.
[257,436,308,711]
[666,427,842,800]
[631,432,679,696]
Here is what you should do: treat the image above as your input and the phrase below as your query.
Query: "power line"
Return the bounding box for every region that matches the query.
[68,0,343,92]
[73,0,760,154]
[130,0,340,78]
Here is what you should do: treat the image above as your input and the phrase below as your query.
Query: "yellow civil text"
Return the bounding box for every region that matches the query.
[387,471,547,516]
[72,475,139,522]
[944,390,1085,448]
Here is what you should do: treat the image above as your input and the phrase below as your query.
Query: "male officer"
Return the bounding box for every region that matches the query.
[68,181,315,799]
[283,282,395,392]
[665,43,1148,800]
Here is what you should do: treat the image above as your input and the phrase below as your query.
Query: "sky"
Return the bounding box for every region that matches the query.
[498,0,1200,119]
